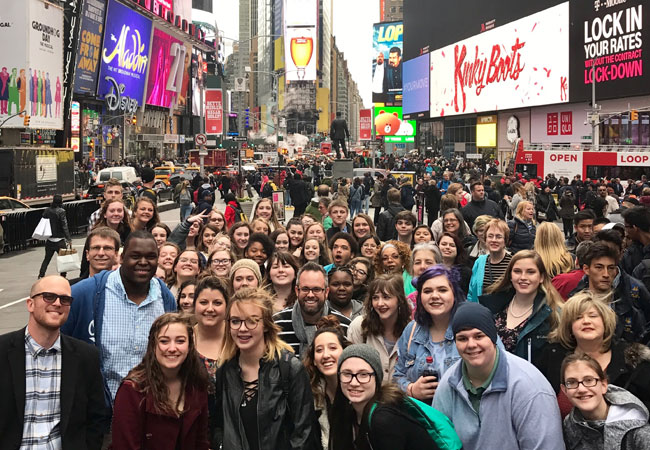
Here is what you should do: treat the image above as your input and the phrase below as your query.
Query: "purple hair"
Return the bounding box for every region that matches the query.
[412,264,466,327]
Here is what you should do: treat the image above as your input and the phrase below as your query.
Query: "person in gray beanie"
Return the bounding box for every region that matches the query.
[434,302,565,449]
[330,343,462,450]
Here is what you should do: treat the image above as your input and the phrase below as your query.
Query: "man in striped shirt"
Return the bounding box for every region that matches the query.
[273,262,350,356]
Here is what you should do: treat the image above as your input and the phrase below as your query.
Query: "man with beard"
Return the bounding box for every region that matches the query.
[61,231,177,403]
[273,262,350,356]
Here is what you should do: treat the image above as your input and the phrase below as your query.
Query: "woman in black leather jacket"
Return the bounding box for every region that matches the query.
[38,194,71,278]
[212,287,320,450]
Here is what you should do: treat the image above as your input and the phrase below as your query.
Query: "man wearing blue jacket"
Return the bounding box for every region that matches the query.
[61,230,176,404]
[434,303,564,450]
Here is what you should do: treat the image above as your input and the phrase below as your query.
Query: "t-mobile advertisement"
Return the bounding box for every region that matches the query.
[402,53,429,117]
[569,0,647,101]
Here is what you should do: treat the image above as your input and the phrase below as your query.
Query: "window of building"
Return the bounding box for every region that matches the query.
[600,112,650,146]
[443,117,477,158]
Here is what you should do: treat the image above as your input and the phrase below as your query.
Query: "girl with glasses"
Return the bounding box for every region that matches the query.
[112,313,210,449]
[561,352,650,450]
[374,240,415,297]
[213,287,320,450]
[330,344,461,450]
[207,210,226,233]
[206,248,234,278]
[349,257,374,302]
[358,234,380,260]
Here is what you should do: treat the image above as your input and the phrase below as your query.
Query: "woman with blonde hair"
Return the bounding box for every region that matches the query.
[213,287,319,449]
[534,222,574,278]
[374,240,415,296]
[507,200,537,253]
[468,214,492,262]
[251,197,282,231]
[480,250,563,362]
[537,291,650,417]
[250,217,271,235]
[524,181,537,206]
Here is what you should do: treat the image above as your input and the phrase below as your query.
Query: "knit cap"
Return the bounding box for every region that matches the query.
[338,344,384,385]
[451,302,498,344]
[230,258,262,285]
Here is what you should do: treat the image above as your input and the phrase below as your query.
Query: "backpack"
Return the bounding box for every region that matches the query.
[228,203,246,223]
[368,397,462,450]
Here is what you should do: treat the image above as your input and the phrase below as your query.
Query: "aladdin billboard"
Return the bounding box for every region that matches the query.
[372,21,403,105]
[96,0,152,113]
[430,2,570,117]
[284,0,317,82]
[145,27,187,109]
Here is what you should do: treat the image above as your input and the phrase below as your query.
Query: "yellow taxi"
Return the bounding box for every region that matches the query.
[0,196,30,214]
[154,166,177,186]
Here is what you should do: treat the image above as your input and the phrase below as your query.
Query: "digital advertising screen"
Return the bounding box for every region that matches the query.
[373,106,415,143]
[402,52,429,117]
[372,21,403,105]
[284,0,317,81]
[145,27,187,109]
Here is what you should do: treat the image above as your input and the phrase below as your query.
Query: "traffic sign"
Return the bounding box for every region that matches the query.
[195,133,207,145]
[234,137,247,142]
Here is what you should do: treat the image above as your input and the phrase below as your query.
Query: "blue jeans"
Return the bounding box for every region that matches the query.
[350,200,362,218]
[180,204,192,221]
[363,196,370,214]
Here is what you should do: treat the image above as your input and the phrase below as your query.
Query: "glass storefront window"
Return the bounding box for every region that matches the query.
[601,112,649,146]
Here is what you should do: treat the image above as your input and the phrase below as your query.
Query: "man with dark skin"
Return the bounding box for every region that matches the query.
[327,267,362,320]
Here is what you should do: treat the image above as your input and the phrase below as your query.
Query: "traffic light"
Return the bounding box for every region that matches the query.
[630,110,639,121]
[131,115,137,125]
[23,115,30,127]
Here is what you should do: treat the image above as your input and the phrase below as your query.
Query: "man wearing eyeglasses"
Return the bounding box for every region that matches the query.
[273,262,350,355]
[433,303,564,449]
[0,275,108,449]
[62,231,177,410]
[69,227,121,286]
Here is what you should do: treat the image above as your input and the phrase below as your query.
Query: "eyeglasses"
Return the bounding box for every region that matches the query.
[229,317,261,330]
[563,376,600,390]
[211,259,231,266]
[298,286,325,295]
[178,258,199,265]
[486,234,504,240]
[340,371,375,384]
[32,292,74,306]
[89,245,116,252]
[352,267,367,277]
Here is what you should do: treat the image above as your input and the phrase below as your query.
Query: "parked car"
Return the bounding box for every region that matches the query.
[152,180,173,202]
[96,166,140,184]
[169,172,194,189]
[0,196,30,215]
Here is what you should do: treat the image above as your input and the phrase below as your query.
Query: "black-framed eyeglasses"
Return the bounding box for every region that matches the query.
[298,286,325,295]
[339,371,375,384]
[32,292,74,306]
[211,258,231,266]
[563,376,600,390]
[229,317,261,330]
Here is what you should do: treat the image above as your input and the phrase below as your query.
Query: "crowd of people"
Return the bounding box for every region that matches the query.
[3,162,650,450]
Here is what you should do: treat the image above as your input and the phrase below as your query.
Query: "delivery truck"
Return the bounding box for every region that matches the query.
[0,147,76,206]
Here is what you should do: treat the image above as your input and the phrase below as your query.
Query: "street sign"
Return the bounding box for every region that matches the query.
[234,136,247,142]
[198,150,208,156]
[195,133,207,145]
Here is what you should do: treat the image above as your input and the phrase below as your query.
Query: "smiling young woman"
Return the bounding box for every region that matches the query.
[213,287,320,450]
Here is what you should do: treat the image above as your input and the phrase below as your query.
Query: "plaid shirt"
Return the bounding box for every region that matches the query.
[21,330,62,450]
[101,270,164,401]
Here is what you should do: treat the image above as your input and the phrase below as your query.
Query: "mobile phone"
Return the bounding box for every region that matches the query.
[422,369,439,379]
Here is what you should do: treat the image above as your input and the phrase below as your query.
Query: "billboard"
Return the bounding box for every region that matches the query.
[359,109,372,140]
[97,0,152,112]
[402,53,429,116]
[430,2,569,117]
[0,0,65,129]
[205,88,223,135]
[372,21,403,105]
[284,0,317,81]
[145,27,187,109]
[74,0,107,95]
[373,106,415,143]
[569,0,648,102]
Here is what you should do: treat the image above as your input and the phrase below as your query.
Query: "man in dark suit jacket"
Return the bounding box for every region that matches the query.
[0,275,108,450]
[329,112,350,159]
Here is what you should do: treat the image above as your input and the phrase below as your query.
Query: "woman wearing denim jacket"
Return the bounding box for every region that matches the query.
[392,265,465,404]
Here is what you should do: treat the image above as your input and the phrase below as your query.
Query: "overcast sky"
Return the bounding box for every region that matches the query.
[213,0,379,107]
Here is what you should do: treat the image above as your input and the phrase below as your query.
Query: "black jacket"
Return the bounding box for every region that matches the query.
[376,203,405,241]
[288,177,311,207]
[536,192,558,221]
[0,328,109,450]
[212,350,319,450]
[43,206,71,241]
[422,183,441,212]
[460,198,503,230]
[569,272,650,344]
[507,217,536,253]
[329,118,350,140]
[537,341,650,411]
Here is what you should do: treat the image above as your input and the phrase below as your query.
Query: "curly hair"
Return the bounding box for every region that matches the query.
[361,275,411,341]
[374,240,411,275]
[303,316,349,407]
[125,313,210,416]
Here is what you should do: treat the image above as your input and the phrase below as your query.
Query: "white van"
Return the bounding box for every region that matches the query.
[96,166,139,184]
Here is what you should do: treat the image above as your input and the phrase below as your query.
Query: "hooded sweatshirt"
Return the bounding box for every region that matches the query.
[563,385,650,450]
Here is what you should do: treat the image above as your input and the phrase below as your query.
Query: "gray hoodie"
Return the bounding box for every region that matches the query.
[564,385,650,450]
